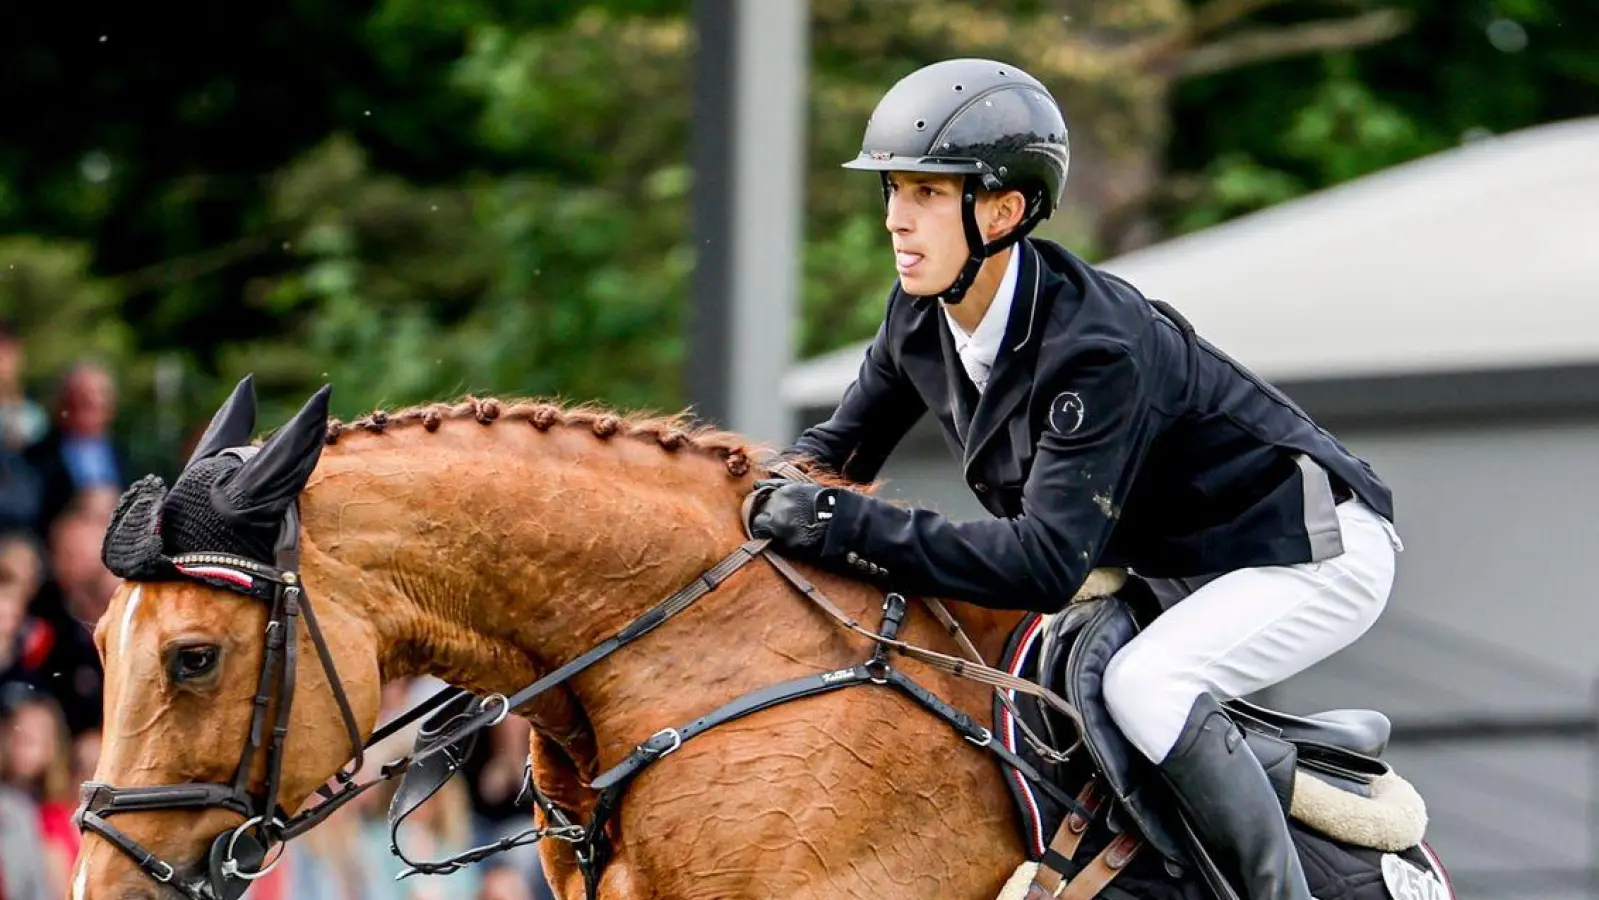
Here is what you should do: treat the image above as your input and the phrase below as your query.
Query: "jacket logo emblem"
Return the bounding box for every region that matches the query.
[1049,391,1085,434]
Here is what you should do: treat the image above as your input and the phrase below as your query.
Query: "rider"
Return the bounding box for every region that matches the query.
[748,58,1403,900]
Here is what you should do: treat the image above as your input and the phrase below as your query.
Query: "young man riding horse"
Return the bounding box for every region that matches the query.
[749,57,1405,900]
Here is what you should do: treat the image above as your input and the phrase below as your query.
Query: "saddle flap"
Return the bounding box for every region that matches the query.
[1063,598,1187,862]
[1034,604,1103,752]
[1226,697,1392,759]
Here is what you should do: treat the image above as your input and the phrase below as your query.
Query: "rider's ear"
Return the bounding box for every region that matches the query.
[986,190,1026,241]
[213,384,331,527]
[185,375,259,469]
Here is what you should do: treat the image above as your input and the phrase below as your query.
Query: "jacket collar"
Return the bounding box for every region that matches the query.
[941,245,1021,389]
[960,240,1057,474]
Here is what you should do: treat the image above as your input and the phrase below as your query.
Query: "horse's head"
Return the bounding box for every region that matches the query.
[75,378,383,900]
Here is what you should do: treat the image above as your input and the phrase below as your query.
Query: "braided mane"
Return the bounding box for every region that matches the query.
[322,395,763,477]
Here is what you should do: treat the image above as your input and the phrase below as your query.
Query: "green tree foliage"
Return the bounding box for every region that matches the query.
[0,0,1594,473]
[1166,0,1599,229]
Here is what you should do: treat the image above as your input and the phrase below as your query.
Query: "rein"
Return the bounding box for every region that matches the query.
[82,457,1092,900]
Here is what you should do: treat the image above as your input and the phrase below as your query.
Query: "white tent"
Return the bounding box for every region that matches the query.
[783,116,1599,409]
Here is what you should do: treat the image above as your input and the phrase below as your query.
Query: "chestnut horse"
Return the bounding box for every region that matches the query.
[75,380,1058,900]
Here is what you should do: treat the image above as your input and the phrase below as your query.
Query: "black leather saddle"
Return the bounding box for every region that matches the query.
[1033,588,1397,867]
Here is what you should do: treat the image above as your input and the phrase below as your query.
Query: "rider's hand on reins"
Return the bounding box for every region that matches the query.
[747,479,838,556]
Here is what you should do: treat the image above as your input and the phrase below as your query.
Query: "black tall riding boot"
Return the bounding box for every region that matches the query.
[1158,693,1312,900]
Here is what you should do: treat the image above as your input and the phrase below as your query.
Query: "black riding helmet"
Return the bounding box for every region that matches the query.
[844,58,1071,304]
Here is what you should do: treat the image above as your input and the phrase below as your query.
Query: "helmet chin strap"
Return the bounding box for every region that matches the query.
[896,175,1047,306]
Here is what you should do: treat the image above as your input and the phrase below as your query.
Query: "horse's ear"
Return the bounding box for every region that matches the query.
[214,384,331,526]
[186,375,258,469]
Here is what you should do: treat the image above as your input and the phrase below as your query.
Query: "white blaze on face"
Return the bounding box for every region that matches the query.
[73,587,147,900]
[118,585,143,660]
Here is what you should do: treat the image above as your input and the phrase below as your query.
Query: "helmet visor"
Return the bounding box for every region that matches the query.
[841,152,988,176]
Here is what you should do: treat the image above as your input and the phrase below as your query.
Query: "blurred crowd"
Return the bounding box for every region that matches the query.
[0,326,557,899]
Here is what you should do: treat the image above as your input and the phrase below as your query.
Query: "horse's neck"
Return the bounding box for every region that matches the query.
[297,419,1022,780]
[294,422,789,745]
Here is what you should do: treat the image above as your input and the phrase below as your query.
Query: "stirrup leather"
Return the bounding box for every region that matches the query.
[1024,777,1144,899]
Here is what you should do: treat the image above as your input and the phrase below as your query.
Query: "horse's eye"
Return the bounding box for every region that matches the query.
[169,645,221,683]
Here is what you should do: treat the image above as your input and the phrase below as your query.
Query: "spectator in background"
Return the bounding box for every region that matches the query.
[0,760,52,900]
[0,442,41,533]
[0,544,26,667]
[0,323,45,531]
[45,487,120,619]
[0,530,49,694]
[29,493,118,737]
[1,685,80,898]
[0,671,62,900]
[0,321,47,452]
[25,359,125,533]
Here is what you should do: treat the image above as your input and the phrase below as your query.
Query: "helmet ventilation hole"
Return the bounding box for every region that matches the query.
[953,83,965,92]
[914,119,926,130]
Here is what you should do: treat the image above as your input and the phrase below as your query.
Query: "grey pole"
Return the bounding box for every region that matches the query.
[687,0,735,433]
[687,0,809,446]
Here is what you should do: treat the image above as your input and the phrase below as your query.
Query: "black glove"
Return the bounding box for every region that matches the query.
[748,479,839,556]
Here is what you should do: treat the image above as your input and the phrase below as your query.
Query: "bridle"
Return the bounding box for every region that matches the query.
[75,501,374,900]
[80,456,1093,900]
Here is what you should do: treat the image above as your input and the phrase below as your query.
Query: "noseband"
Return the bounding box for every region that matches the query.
[75,501,372,900]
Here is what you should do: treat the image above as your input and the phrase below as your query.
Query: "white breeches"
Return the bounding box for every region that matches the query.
[1103,499,1402,763]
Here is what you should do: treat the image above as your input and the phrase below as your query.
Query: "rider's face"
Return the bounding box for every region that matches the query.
[883,172,1021,296]
[884,172,968,296]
